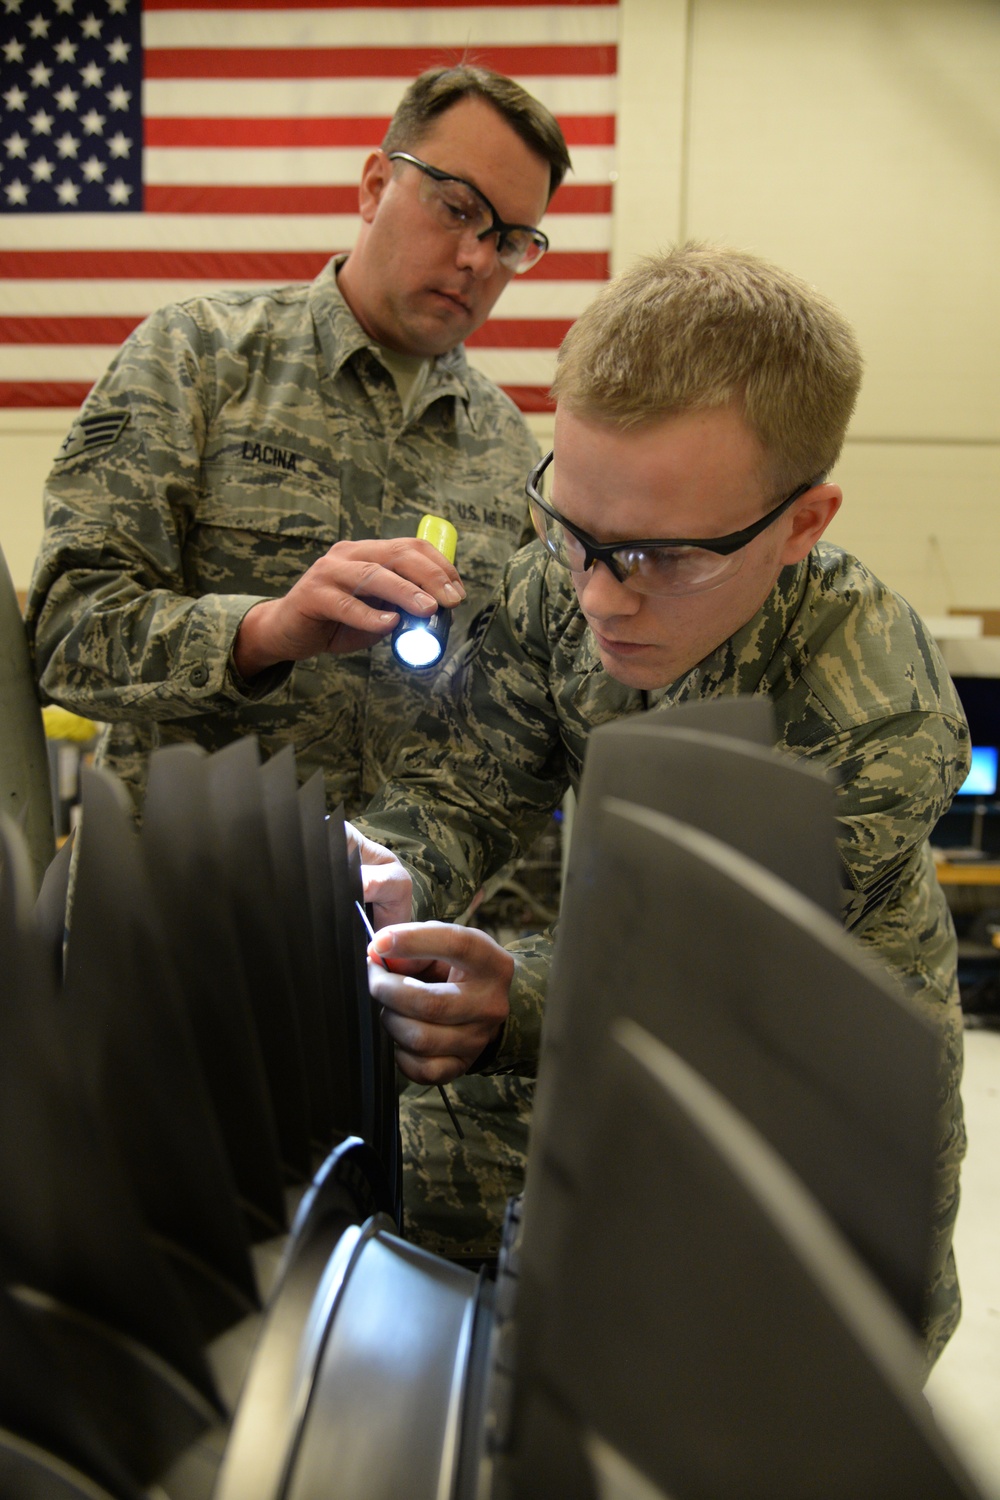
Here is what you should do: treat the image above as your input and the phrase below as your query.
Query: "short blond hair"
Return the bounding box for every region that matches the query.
[552,244,863,494]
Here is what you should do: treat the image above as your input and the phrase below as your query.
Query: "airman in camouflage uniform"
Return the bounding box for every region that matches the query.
[26,255,537,812]
[357,245,969,1369]
[25,65,572,815]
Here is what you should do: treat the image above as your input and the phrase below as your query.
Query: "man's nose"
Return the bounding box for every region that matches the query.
[456,229,500,279]
[577,560,642,617]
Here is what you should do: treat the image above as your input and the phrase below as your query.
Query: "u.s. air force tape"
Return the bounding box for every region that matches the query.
[56,410,130,461]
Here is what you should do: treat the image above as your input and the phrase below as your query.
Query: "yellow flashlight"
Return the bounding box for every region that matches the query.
[391,515,458,671]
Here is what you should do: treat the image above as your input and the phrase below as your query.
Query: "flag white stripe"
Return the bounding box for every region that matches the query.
[144,76,617,119]
[465,350,560,384]
[145,148,371,183]
[0,217,607,254]
[2,215,350,250]
[1,280,604,319]
[0,343,565,388]
[144,6,619,48]
[0,347,138,380]
[143,144,616,187]
[0,410,74,430]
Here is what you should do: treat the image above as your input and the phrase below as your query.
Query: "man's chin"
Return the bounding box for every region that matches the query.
[595,646,671,692]
[421,293,480,338]
[405,312,476,359]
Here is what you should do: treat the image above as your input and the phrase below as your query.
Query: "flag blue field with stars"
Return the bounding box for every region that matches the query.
[2,0,143,212]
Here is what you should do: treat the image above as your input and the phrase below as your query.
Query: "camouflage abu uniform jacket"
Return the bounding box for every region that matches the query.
[26,255,536,813]
[357,538,969,1363]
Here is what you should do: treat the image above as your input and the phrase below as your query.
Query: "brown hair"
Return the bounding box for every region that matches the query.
[552,243,864,493]
[383,64,571,201]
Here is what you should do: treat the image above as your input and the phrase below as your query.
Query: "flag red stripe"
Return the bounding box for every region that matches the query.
[501,385,555,412]
[0,317,143,344]
[0,380,557,410]
[466,319,573,346]
[146,45,616,79]
[142,182,612,214]
[1,250,608,280]
[145,0,609,9]
[144,185,360,214]
[0,251,330,281]
[560,116,616,145]
[0,315,572,348]
[145,117,396,147]
[0,383,97,408]
[144,114,615,147]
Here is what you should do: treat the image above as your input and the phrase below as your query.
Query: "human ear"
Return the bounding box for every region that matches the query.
[779,484,842,566]
[358,150,392,224]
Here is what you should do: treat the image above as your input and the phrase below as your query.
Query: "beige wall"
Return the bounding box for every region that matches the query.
[2,412,64,597]
[609,0,1000,618]
[4,0,999,617]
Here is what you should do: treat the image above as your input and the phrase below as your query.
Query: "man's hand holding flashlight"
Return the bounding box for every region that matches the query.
[232,535,465,680]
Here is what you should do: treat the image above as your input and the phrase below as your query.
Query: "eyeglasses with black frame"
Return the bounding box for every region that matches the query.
[387,151,549,274]
[526,450,821,598]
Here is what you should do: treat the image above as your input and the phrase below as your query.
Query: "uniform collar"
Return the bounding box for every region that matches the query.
[310,254,477,418]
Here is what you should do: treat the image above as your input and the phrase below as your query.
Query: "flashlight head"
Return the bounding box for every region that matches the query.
[391,607,452,670]
[391,514,458,671]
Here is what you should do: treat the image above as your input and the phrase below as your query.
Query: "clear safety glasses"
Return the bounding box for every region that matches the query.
[526,451,818,598]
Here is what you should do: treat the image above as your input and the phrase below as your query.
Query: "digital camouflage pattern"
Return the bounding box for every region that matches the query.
[26,255,537,816]
[360,539,970,1368]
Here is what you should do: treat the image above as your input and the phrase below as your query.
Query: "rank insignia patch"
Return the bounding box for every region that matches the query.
[56,411,131,462]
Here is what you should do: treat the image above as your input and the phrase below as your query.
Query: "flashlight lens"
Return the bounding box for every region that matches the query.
[393,624,445,668]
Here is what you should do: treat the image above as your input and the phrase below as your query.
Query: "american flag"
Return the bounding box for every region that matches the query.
[0,0,617,412]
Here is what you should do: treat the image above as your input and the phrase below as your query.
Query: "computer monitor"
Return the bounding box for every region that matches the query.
[957,744,998,798]
[933,676,1000,852]
[948,676,1000,800]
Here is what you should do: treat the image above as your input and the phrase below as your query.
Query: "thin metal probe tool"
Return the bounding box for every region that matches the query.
[355,901,464,1140]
